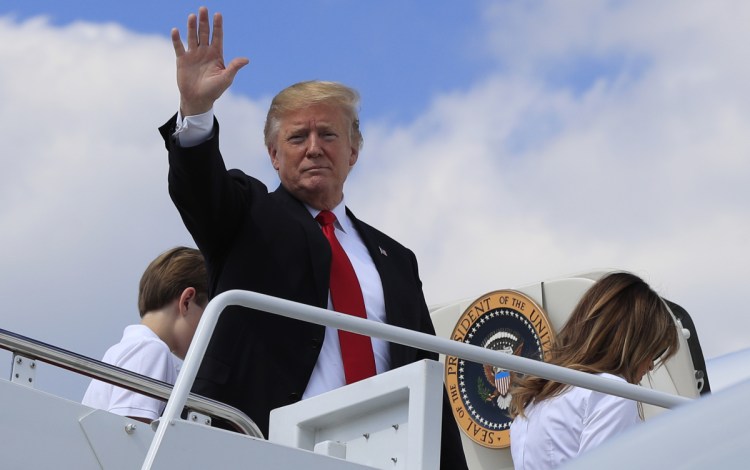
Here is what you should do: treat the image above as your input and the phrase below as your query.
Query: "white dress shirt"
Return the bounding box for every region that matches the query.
[173,110,390,398]
[510,373,641,470]
[303,203,390,398]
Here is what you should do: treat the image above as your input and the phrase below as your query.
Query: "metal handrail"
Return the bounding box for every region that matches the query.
[0,328,263,438]
[142,289,693,470]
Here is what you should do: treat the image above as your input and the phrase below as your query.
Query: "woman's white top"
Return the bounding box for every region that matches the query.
[510,373,641,469]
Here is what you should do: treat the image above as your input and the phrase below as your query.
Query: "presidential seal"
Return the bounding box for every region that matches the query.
[444,290,554,448]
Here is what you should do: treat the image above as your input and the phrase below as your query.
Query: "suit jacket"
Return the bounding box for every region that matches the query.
[160,115,467,469]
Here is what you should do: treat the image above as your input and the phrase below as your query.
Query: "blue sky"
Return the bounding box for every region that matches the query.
[2,1,487,124]
[2,1,749,402]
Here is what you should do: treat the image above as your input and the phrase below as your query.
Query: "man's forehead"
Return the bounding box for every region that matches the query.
[282,104,345,124]
[282,114,346,131]
[284,118,337,128]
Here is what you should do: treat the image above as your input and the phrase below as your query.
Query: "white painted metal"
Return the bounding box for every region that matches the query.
[269,359,444,470]
[0,358,430,470]
[706,347,750,391]
[0,378,152,469]
[147,420,376,470]
[0,328,262,438]
[10,354,36,387]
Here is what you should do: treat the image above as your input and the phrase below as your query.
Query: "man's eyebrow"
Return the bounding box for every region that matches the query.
[285,121,337,133]
[285,124,310,132]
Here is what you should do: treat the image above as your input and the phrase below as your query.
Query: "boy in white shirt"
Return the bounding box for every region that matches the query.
[82,246,208,422]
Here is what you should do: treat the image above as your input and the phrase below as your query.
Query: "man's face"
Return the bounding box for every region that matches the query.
[269,103,359,210]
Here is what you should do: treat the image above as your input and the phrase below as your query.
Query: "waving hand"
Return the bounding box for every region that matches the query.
[171,7,249,116]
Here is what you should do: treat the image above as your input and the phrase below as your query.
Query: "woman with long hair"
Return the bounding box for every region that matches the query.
[509,272,680,469]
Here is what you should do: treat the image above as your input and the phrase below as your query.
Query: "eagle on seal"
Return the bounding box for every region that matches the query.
[482,329,524,410]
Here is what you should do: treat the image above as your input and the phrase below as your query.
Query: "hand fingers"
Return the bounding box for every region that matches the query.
[211,12,224,55]
[226,57,250,77]
[198,6,210,47]
[171,28,185,57]
[222,58,250,90]
[186,13,197,51]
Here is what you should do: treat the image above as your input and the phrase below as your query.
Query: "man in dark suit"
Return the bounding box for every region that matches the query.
[161,7,467,469]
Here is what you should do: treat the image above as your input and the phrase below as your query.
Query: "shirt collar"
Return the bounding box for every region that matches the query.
[306,197,350,234]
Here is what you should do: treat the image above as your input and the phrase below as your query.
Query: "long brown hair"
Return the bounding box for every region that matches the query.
[509,272,679,418]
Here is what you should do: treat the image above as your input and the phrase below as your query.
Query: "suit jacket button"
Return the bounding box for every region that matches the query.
[289,392,301,402]
[311,338,321,349]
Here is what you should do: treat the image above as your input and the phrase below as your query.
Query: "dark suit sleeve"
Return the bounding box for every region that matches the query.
[159,115,268,264]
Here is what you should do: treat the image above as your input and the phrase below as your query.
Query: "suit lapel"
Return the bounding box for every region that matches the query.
[346,208,407,331]
[271,185,331,308]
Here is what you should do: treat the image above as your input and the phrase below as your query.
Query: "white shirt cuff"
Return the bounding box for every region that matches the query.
[174,108,215,147]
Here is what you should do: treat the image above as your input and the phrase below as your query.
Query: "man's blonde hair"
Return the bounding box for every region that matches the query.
[264,80,363,150]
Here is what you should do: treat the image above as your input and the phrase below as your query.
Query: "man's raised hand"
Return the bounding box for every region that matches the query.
[171,7,249,116]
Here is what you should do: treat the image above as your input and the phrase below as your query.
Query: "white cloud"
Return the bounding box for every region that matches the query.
[350,0,750,362]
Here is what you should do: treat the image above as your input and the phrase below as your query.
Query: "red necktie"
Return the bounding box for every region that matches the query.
[315,210,376,384]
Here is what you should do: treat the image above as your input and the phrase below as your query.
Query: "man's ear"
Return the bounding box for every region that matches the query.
[269,146,280,170]
[178,287,197,316]
[349,145,359,168]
